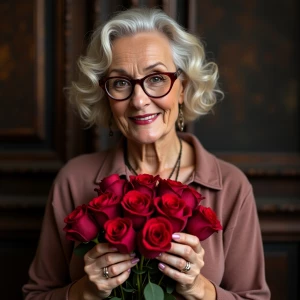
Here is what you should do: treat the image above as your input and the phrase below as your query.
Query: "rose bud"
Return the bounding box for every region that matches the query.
[88,192,122,228]
[121,190,155,230]
[185,206,223,241]
[104,218,136,254]
[137,217,172,259]
[129,174,160,198]
[95,174,129,197]
[154,194,192,232]
[63,204,98,242]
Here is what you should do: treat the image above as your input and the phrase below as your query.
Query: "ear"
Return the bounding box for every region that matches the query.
[178,79,187,104]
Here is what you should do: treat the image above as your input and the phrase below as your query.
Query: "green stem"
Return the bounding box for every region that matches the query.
[135,265,141,300]
[145,258,150,267]
[120,285,125,300]
[139,256,145,300]
[158,274,165,286]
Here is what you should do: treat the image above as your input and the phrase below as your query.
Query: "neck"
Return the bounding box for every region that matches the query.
[125,133,182,179]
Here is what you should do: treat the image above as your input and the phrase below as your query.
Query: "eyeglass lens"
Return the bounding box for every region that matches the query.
[105,73,172,100]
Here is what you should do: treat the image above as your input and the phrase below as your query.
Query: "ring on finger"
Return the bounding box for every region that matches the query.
[181,261,191,273]
[103,267,109,279]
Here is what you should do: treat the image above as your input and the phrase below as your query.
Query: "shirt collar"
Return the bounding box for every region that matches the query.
[95,132,222,190]
[178,132,222,190]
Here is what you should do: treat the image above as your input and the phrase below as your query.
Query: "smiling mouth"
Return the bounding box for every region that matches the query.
[129,113,160,125]
[131,113,159,121]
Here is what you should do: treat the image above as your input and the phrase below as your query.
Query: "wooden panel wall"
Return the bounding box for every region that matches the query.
[0,0,299,299]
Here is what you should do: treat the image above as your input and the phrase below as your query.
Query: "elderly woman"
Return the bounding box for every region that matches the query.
[23,7,270,300]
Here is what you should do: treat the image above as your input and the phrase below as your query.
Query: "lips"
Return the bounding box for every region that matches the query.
[129,113,159,125]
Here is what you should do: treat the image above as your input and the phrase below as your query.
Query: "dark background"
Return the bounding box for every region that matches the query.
[0,0,299,299]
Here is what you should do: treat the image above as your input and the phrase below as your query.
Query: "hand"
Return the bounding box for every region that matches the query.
[156,232,215,300]
[70,243,139,300]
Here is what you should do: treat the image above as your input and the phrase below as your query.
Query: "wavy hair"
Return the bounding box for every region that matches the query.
[68,7,223,128]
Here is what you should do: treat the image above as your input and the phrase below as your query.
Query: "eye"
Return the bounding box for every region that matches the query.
[148,74,166,84]
[113,79,131,88]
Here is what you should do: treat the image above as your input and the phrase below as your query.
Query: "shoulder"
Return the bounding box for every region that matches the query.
[49,151,111,208]
[181,132,251,193]
[54,151,109,184]
[217,157,251,192]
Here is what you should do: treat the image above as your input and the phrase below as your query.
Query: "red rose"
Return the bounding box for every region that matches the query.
[157,179,186,197]
[154,194,192,232]
[63,204,98,242]
[129,174,160,198]
[137,217,173,259]
[180,185,205,210]
[104,218,136,253]
[157,179,204,210]
[88,192,121,228]
[95,174,128,197]
[121,190,155,230]
[185,206,222,241]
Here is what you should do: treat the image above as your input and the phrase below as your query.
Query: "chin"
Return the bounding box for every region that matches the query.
[128,132,163,145]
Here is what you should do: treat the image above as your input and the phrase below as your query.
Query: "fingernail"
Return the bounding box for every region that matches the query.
[172,233,180,239]
[130,252,136,257]
[156,253,162,258]
[109,247,118,251]
[158,263,165,270]
[131,258,140,264]
[127,269,131,273]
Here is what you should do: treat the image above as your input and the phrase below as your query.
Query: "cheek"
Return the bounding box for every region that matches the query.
[110,101,128,120]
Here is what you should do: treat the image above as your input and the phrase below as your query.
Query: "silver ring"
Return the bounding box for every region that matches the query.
[181,261,191,273]
[103,267,109,279]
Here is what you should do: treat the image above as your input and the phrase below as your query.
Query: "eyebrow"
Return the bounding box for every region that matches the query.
[144,62,167,71]
[109,62,167,76]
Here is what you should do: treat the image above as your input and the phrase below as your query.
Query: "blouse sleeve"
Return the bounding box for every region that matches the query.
[214,188,271,299]
[22,179,76,300]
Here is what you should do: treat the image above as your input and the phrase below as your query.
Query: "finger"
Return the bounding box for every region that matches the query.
[157,262,194,285]
[84,252,137,276]
[165,241,197,263]
[84,243,119,264]
[172,233,202,253]
[93,268,132,293]
[156,252,188,274]
[105,257,140,278]
[107,269,132,288]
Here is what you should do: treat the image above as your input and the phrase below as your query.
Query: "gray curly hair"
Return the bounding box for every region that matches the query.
[68,7,223,128]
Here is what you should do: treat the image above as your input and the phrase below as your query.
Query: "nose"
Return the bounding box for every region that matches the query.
[129,83,151,109]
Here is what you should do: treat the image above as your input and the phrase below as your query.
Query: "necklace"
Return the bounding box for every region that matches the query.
[124,138,182,181]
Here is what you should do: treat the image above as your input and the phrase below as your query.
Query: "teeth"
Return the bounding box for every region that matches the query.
[134,114,157,121]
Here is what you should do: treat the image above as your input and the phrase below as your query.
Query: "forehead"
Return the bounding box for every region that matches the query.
[110,31,175,70]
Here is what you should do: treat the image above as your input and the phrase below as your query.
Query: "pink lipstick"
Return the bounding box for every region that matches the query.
[129,113,159,125]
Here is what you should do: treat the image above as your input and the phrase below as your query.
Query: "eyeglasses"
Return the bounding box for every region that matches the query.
[99,69,182,101]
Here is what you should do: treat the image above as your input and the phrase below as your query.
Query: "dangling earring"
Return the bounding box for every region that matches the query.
[177,104,184,132]
[108,114,113,137]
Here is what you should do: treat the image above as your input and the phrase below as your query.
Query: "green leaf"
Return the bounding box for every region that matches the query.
[122,287,135,292]
[144,282,164,300]
[132,268,147,275]
[109,297,121,300]
[125,280,135,290]
[165,278,176,294]
[164,293,176,300]
[73,242,95,257]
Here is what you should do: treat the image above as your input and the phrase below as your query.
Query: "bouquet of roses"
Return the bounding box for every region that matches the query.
[63,174,222,300]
